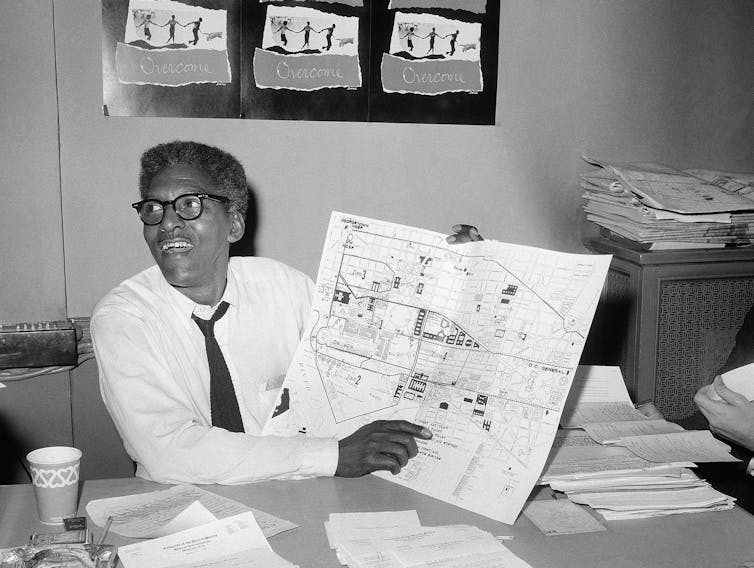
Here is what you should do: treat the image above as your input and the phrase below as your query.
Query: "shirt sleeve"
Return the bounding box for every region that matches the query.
[91,305,338,485]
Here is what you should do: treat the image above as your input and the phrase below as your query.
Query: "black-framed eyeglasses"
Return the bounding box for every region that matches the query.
[131,193,229,225]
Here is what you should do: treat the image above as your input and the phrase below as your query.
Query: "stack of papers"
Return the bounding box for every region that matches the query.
[86,486,300,568]
[542,366,738,519]
[117,512,298,568]
[326,511,533,568]
[567,486,735,521]
[86,484,298,539]
[544,432,736,520]
[580,155,754,247]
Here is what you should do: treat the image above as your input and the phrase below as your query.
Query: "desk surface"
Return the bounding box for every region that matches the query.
[2,476,753,567]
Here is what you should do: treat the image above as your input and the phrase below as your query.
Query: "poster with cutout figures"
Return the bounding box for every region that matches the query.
[102,0,498,124]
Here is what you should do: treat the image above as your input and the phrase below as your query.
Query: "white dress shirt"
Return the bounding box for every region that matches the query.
[91,257,338,484]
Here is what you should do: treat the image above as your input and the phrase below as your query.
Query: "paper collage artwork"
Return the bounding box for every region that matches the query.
[103,0,499,122]
[383,12,482,95]
[116,0,231,86]
[254,5,361,91]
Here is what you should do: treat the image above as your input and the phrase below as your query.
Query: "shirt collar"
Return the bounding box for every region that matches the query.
[155,264,239,321]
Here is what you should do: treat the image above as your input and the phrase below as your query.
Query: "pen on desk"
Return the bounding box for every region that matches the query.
[91,516,113,560]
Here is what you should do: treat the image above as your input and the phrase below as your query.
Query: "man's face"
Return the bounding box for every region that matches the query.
[142,164,243,298]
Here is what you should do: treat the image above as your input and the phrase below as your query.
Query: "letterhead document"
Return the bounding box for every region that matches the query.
[117,512,297,568]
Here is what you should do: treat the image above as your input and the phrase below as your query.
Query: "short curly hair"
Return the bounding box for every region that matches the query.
[139,141,249,218]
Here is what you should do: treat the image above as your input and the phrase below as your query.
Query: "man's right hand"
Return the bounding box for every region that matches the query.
[335,420,433,477]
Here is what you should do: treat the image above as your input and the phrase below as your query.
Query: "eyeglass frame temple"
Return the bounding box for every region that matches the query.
[130,192,229,211]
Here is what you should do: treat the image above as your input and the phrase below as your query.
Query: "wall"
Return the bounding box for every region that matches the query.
[57,0,754,315]
[1,0,753,480]
[0,1,74,482]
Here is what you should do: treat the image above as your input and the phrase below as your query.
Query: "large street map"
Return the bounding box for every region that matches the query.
[264,212,611,523]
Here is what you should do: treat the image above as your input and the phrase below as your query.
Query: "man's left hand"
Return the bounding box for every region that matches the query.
[695,376,754,452]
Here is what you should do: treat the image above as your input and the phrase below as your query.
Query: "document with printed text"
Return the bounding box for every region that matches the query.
[86,484,298,538]
[117,512,297,568]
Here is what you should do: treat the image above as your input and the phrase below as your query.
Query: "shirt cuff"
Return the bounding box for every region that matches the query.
[304,437,339,477]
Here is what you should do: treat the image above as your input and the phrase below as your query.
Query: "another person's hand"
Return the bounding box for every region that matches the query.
[446,224,483,244]
[336,420,433,477]
[635,401,664,420]
[695,376,754,452]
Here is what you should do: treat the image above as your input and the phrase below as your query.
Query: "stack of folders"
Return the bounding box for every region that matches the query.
[541,366,737,520]
[580,155,754,249]
[325,511,533,568]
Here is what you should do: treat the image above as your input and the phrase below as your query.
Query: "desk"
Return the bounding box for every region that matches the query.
[2,476,753,567]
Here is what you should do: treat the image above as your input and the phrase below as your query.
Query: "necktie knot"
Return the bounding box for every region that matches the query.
[192,301,230,337]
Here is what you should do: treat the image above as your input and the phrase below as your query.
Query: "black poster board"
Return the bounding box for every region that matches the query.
[102,0,499,124]
[102,0,241,118]
[368,0,498,124]
[240,1,370,121]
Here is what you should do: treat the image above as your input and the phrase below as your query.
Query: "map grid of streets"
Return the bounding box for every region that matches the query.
[264,212,611,523]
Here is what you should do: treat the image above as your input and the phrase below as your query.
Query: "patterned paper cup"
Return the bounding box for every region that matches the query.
[26,446,82,524]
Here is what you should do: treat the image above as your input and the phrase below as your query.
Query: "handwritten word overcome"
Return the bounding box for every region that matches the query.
[276,61,344,81]
[402,66,466,85]
[140,56,213,75]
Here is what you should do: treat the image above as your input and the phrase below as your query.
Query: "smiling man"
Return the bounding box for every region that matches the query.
[91,141,480,485]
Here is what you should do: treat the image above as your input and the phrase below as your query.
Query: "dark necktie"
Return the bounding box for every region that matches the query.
[192,301,245,433]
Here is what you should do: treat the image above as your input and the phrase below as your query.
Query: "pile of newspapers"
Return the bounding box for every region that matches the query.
[540,366,737,520]
[326,511,533,568]
[581,156,754,248]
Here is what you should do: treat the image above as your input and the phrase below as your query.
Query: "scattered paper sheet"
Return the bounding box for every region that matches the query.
[523,498,607,535]
[560,366,643,428]
[710,362,754,401]
[414,552,533,568]
[568,485,734,512]
[326,510,421,549]
[563,365,632,407]
[653,209,731,223]
[86,484,298,538]
[561,401,648,429]
[583,156,754,214]
[336,525,531,568]
[117,512,298,568]
[541,430,696,482]
[583,419,685,444]
[540,444,651,481]
[159,500,217,534]
[549,468,704,493]
[596,501,735,520]
[388,526,502,566]
[551,429,600,448]
[685,168,754,199]
[615,430,740,463]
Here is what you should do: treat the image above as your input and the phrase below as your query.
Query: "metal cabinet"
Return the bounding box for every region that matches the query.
[582,238,754,420]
